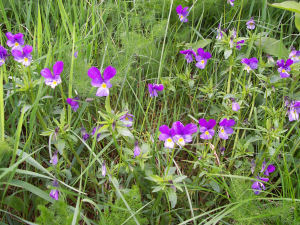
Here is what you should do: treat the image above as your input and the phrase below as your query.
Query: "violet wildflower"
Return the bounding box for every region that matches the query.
[81,127,90,141]
[120,113,134,127]
[159,125,175,149]
[180,49,196,63]
[218,118,235,140]
[251,159,256,174]
[171,121,197,147]
[287,101,300,121]
[216,24,223,40]
[148,84,164,97]
[241,57,258,73]
[5,32,24,50]
[40,61,64,88]
[176,5,189,23]
[74,51,78,58]
[195,48,211,69]
[0,46,8,67]
[50,189,59,200]
[261,161,276,176]
[91,125,102,141]
[220,147,225,155]
[87,66,117,97]
[50,151,58,166]
[198,119,216,140]
[231,99,240,112]
[227,0,234,6]
[11,45,33,67]
[134,141,141,158]
[251,176,269,195]
[289,50,300,63]
[277,59,293,78]
[246,17,255,30]
[66,97,79,112]
[102,162,107,177]
[236,40,244,50]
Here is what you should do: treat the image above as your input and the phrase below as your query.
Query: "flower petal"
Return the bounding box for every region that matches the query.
[53,61,64,75]
[88,67,102,80]
[103,65,117,81]
[41,68,53,79]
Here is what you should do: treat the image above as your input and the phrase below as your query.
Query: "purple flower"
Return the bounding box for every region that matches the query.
[87,66,117,97]
[251,176,269,195]
[180,49,196,63]
[40,61,64,88]
[120,113,134,127]
[261,161,276,176]
[159,125,175,149]
[198,119,216,140]
[0,46,8,67]
[218,118,235,140]
[102,162,106,177]
[171,121,197,147]
[74,51,78,58]
[91,125,102,141]
[148,84,164,97]
[251,159,256,174]
[134,141,141,158]
[50,189,59,200]
[246,17,255,30]
[287,101,300,121]
[11,45,33,67]
[5,32,24,50]
[241,57,258,73]
[216,24,223,40]
[81,127,90,141]
[195,48,211,69]
[66,97,79,112]
[277,59,293,78]
[220,147,225,155]
[289,50,300,63]
[236,40,245,50]
[50,151,58,166]
[231,100,240,112]
[227,0,234,6]
[176,5,189,23]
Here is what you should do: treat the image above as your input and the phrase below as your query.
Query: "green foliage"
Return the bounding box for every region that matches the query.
[99,185,148,225]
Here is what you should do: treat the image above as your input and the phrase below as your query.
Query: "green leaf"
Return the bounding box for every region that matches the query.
[295,13,300,32]
[224,49,232,59]
[105,95,111,114]
[254,36,289,58]
[187,39,212,50]
[270,1,300,14]
[167,188,177,209]
[116,127,134,139]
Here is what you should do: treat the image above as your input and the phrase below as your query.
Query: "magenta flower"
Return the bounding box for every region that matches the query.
[91,125,102,141]
[87,66,117,97]
[287,100,300,121]
[180,49,196,63]
[241,57,258,73]
[176,5,189,23]
[195,48,211,69]
[277,59,293,78]
[102,162,107,177]
[50,151,58,166]
[251,176,269,195]
[171,121,197,147]
[40,61,64,88]
[159,125,175,149]
[261,161,276,176]
[120,113,134,127]
[198,119,216,140]
[81,127,90,141]
[12,45,32,67]
[50,189,59,200]
[231,98,240,112]
[148,84,164,97]
[289,50,300,63]
[236,40,245,50]
[0,46,8,67]
[227,0,234,6]
[5,32,24,50]
[246,17,255,30]
[218,119,235,140]
[134,141,141,158]
[66,97,79,112]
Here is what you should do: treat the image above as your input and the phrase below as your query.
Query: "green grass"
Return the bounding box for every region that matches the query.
[0,0,300,224]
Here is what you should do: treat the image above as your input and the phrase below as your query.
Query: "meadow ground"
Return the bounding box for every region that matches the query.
[0,0,300,224]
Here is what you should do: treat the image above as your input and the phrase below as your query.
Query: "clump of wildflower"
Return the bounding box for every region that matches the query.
[81,127,90,141]
[227,0,234,6]
[134,141,141,158]
[218,118,235,140]
[159,125,175,149]
[277,59,293,78]
[6,32,24,50]
[12,45,33,67]
[120,112,134,127]
[0,46,8,67]
[195,48,211,69]
[50,151,58,166]
[246,17,255,30]
[172,121,197,147]
[40,61,64,88]
[289,50,300,63]
[148,84,164,97]
[66,97,79,112]
[241,57,258,73]
[180,49,196,63]
[176,5,189,23]
[87,66,117,97]
[198,119,216,140]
